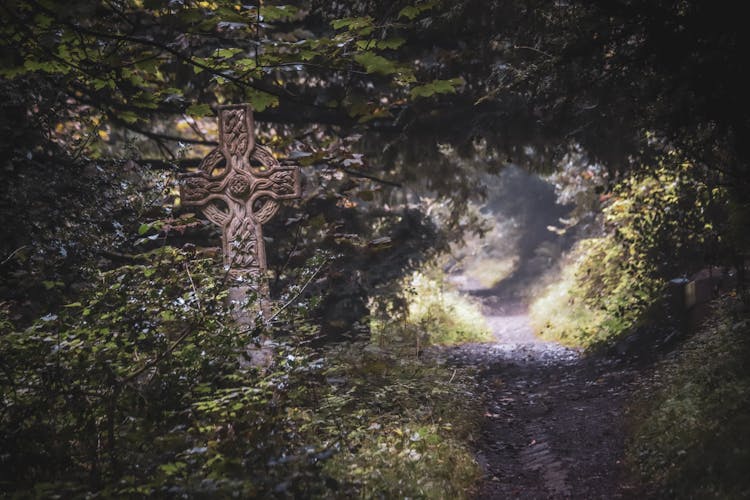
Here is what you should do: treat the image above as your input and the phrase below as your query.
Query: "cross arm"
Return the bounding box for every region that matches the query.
[179,170,232,206]
[249,166,301,203]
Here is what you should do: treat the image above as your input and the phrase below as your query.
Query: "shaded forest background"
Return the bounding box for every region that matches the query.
[1,0,749,497]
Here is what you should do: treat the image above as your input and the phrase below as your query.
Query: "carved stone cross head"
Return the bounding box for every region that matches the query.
[179,104,301,276]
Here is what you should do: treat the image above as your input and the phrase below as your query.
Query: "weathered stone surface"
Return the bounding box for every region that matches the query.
[180,104,301,277]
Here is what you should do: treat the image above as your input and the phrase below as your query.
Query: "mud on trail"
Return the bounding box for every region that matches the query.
[431,276,643,499]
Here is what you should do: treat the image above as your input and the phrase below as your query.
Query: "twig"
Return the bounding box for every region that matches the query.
[266,258,329,323]
[513,44,554,60]
[1,246,28,266]
[100,250,149,263]
[183,114,209,142]
[119,327,192,385]
[337,166,402,188]
[275,225,302,288]
[184,261,202,312]
[116,122,217,146]
[298,159,403,188]
[261,61,368,75]
[155,138,177,161]
[71,123,100,162]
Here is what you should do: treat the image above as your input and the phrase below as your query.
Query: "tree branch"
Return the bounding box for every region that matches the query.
[265,258,330,324]
[118,327,192,385]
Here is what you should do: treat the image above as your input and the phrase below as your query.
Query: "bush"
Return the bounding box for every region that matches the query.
[371,266,491,351]
[530,159,727,348]
[0,247,483,497]
[627,294,750,498]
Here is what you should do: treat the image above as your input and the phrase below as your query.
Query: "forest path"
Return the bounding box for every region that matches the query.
[434,274,641,499]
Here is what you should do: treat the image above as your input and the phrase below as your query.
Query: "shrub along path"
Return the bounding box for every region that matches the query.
[433,275,644,498]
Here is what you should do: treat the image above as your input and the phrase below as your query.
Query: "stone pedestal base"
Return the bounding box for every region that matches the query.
[227,274,273,369]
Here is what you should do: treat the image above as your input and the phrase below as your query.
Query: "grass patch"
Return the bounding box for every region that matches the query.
[403,268,491,345]
[462,256,518,289]
[528,242,605,347]
[627,294,750,498]
[371,266,491,349]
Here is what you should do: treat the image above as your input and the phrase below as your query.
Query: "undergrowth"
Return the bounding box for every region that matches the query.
[627,294,750,498]
[530,161,726,349]
[0,248,482,498]
[371,266,491,349]
[529,236,661,348]
[462,257,517,289]
[320,342,482,498]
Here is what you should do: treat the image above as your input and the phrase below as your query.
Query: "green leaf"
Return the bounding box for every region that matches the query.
[331,16,373,31]
[378,37,406,50]
[398,1,438,20]
[410,77,465,98]
[356,38,406,51]
[92,78,111,90]
[159,461,187,475]
[235,58,257,71]
[398,6,421,20]
[299,49,317,61]
[120,111,139,124]
[245,89,279,112]
[23,59,68,75]
[33,14,53,29]
[0,66,27,78]
[138,223,151,235]
[186,103,212,117]
[213,48,243,59]
[135,58,160,73]
[260,5,299,22]
[160,310,176,322]
[354,52,398,75]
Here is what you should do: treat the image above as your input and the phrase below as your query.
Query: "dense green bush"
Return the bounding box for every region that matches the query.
[530,159,728,347]
[0,246,481,497]
[627,295,750,498]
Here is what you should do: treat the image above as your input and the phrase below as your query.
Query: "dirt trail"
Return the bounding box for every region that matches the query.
[436,275,641,499]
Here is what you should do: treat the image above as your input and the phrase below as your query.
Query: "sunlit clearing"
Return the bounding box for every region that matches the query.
[406,268,491,345]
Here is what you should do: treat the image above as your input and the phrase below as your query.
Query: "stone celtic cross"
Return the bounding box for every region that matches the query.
[180,104,301,278]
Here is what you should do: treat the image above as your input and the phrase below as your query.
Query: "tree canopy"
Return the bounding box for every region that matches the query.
[3,1,748,181]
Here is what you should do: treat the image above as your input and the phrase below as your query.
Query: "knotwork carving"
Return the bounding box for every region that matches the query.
[179,104,301,275]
